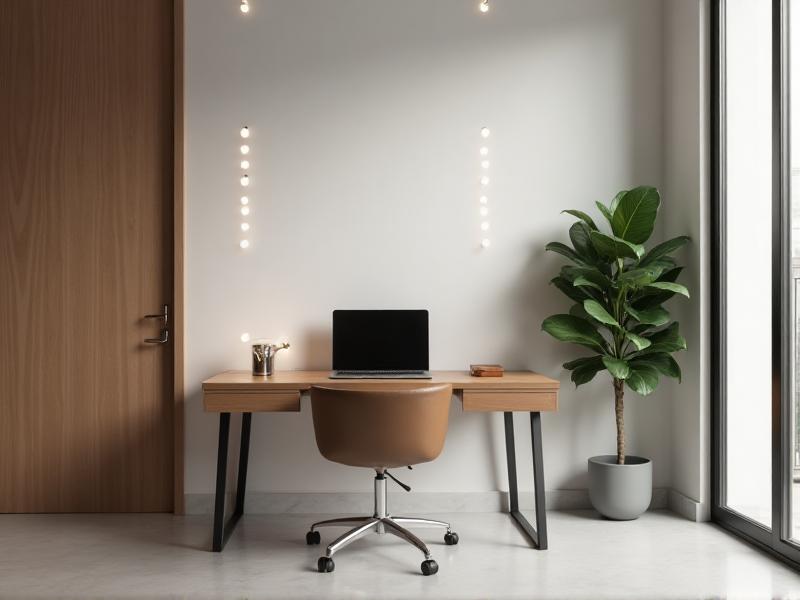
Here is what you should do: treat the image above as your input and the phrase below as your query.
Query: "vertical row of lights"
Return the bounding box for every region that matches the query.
[478,1,490,247]
[239,127,251,249]
[239,1,251,342]
[479,127,491,249]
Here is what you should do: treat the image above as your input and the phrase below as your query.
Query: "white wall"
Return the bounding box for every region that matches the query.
[662,0,711,520]
[185,0,670,502]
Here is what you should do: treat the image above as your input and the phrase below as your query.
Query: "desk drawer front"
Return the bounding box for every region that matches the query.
[204,391,301,413]
[462,390,557,412]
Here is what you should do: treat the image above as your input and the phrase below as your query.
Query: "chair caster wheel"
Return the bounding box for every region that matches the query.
[317,556,335,573]
[444,531,459,545]
[306,531,321,545]
[421,559,438,576]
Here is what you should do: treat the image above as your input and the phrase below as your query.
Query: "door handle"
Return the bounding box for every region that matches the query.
[144,304,169,344]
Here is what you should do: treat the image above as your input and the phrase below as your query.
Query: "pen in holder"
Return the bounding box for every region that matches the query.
[252,340,290,376]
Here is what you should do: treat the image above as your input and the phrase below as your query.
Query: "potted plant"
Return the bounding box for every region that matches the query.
[541,186,689,520]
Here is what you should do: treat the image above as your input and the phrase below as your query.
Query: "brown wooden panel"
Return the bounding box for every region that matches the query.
[204,392,302,413]
[202,370,560,392]
[462,391,558,412]
[0,0,175,512]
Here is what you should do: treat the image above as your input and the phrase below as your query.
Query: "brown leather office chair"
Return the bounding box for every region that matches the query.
[305,384,458,576]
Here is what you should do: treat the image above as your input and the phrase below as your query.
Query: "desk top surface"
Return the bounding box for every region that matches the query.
[203,370,560,391]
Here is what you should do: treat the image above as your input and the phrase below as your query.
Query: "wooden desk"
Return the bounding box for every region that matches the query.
[202,370,559,553]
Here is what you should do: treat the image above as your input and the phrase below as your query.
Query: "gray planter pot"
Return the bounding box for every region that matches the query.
[588,455,652,520]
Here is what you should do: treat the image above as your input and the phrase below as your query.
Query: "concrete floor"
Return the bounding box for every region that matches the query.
[0,510,798,599]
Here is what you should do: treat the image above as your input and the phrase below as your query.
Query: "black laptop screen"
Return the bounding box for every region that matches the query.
[332,310,429,371]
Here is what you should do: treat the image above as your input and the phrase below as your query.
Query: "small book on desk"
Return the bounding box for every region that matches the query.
[470,364,504,377]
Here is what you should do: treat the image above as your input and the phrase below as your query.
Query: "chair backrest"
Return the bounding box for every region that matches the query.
[310,384,453,469]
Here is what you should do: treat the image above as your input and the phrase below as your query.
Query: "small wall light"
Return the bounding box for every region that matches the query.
[479,0,490,14]
[240,0,250,14]
[241,332,251,342]
[240,126,250,138]
[240,144,250,155]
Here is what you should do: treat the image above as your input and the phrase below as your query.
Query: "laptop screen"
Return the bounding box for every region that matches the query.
[332,310,429,371]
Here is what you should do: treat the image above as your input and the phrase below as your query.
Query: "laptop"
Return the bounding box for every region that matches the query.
[330,310,432,379]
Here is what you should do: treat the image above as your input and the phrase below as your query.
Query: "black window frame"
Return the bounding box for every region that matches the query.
[711,0,800,570]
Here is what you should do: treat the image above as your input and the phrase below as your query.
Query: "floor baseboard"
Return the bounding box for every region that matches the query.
[183,487,699,518]
[668,488,709,522]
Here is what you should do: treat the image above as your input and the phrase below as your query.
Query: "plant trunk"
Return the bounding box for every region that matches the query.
[614,378,625,465]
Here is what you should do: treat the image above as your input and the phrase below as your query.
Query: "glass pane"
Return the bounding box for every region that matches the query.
[724,0,773,527]
[790,0,800,543]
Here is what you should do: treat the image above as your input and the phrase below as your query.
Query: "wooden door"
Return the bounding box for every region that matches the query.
[0,0,176,512]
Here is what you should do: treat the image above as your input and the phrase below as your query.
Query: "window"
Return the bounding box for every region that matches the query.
[712,0,800,567]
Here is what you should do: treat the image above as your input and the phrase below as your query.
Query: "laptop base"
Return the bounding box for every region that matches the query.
[329,370,432,380]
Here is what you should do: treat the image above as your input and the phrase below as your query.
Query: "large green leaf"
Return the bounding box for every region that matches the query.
[646,281,690,298]
[563,266,612,289]
[616,266,664,289]
[569,222,598,263]
[658,267,683,283]
[590,231,643,260]
[583,299,619,329]
[625,304,670,326]
[563,355,601,370]
[542,315,607,352]
[625,331,652,351]
[596,201,614,226]
[569,302,592,321]
[630,267,684,309]
[625,364,660,395]
[574,276,602,291]
[551,276,592,304]
[545,242,588,266]
[610,190,626,213]
[602,356,631,379]
[640,236,690,267]
[610,186,660,244]
[570,356,607,386]
[632,322,687,356]
[631,353,681,382]
[562,209,598,231]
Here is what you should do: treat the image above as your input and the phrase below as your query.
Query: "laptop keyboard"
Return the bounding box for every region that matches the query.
[337,370,426,375]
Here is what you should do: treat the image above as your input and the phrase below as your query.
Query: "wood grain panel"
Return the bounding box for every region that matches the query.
[0,0,175,512]
[202,370,560,413]
[204,392,302,413]
[461,391,558,412]
[203,370,560,392]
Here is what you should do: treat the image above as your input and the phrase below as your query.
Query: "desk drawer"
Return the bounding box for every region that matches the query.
[462,390,557,412]
[204,391,301,413]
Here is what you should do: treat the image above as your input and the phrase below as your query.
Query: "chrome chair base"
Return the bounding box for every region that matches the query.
[307,472,458,575]
[310,515,453,560]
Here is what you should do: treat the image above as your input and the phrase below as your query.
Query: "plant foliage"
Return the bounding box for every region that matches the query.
[542,186,689,397]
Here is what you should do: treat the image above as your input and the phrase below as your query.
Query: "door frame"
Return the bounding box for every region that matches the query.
[173,0,185,515]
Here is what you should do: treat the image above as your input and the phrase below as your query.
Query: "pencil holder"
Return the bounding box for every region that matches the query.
[251,341,290,376]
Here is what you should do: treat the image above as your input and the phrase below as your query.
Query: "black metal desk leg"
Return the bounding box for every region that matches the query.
[211,412,252,552]
[235,413,252,514]
[503,411,548,549]
[530,411,548,549]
